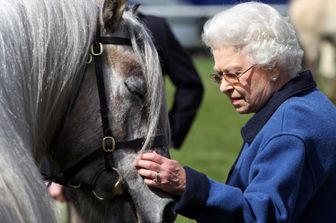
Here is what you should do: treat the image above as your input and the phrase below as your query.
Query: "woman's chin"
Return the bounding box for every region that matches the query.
[234,105,250,114]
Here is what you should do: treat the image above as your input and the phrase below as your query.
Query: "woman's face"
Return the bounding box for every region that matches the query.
[213,46,282,114]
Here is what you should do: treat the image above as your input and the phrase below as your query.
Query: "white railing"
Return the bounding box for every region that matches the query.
[139,4,288,17]
[138,4,289,48]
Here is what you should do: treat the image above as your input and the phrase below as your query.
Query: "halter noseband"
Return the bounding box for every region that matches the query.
[46,25,166,201]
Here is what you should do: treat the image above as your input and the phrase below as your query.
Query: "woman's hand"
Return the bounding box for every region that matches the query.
[134,151,186,195]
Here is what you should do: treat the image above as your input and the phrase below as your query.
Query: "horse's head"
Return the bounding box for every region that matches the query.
[51,0,176,222]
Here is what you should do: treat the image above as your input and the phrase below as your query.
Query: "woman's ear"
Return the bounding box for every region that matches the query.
[270,66,281,82]
[102,0,127,31]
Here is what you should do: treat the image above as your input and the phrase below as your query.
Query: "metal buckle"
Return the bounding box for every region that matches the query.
[102,136,116,153]
[90,42,103,56]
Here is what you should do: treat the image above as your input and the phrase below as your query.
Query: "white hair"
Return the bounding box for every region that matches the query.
[202,1,304,77]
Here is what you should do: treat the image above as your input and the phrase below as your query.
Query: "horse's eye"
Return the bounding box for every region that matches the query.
[124,76,146,99]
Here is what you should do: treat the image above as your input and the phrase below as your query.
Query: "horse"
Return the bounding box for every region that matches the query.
[0,0,175,222]
[0,0,98,222]
[288,0,336,102]
[43,1,176,223]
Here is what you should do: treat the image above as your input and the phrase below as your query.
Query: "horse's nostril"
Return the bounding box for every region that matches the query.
[163,202,177,223]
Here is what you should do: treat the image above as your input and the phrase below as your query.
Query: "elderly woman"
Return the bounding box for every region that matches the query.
[134,2,336,222]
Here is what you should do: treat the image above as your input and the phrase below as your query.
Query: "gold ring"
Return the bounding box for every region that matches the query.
[153,173,161,183]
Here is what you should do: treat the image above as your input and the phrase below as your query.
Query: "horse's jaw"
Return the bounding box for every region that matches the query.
[69,149,176,223]
[115,151,176,223]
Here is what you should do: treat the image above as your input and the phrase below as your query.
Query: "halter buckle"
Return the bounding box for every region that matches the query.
[91,42,103,56]
[102,136,116,153]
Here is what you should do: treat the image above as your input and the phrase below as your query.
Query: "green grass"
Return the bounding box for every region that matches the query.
[165,55,251,223]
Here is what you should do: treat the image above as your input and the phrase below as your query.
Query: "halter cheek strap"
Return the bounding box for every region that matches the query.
[90,35,128,172]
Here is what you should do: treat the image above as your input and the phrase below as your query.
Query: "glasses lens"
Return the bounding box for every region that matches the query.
[223,73,239,84]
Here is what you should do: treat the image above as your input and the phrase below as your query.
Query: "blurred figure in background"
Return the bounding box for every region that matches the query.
[289,0,336,102]
[138,12,204,149]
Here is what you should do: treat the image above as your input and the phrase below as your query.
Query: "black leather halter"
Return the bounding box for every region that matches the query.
[47,25,167,201]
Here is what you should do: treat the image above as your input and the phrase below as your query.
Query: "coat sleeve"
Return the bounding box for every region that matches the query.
[175,134,315,223]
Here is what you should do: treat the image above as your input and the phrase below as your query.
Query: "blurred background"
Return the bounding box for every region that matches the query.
[130,0,288,49]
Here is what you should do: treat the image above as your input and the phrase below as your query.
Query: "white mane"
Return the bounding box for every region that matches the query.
[123,11,170,149]
[0,0,98,222]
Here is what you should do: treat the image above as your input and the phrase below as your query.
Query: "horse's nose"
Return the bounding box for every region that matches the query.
[163,202,176,223]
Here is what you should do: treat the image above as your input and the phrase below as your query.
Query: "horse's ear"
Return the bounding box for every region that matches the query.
[131,4,141,15]
[103,0,127,31]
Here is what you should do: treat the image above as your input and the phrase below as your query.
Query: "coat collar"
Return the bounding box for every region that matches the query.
[241,70,316,143]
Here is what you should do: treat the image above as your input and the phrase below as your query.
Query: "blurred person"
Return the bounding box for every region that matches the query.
[137,12,204,149]
[288,0,336,103]
[48,183,85,223]
[134,2,336,222]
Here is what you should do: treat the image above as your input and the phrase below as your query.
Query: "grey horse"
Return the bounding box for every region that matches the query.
[0,0,174,222]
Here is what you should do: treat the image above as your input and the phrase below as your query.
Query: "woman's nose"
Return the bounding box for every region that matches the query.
[219,79,234,93]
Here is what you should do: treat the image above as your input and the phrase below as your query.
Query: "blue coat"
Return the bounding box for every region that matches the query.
[175,71,336,222]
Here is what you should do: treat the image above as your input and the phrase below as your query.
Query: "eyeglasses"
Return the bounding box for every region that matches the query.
[210,64,256,85]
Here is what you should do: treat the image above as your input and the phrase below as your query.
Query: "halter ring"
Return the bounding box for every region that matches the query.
[92,168,124,201]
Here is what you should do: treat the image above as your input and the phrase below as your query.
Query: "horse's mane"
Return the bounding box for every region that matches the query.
[122,11,170,149]
[0,0,98,222]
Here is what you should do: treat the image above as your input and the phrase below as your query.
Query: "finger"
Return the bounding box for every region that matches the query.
[135,159,161,172]
[140,151,165,164]
[49,190,66,202]
[132,155,141,168]
[133,153,156,168]
[138,168,157,180]
[144,178,161,189]
[48,183,67,202]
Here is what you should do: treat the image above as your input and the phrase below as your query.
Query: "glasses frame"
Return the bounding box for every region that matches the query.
[210,64,256,85]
